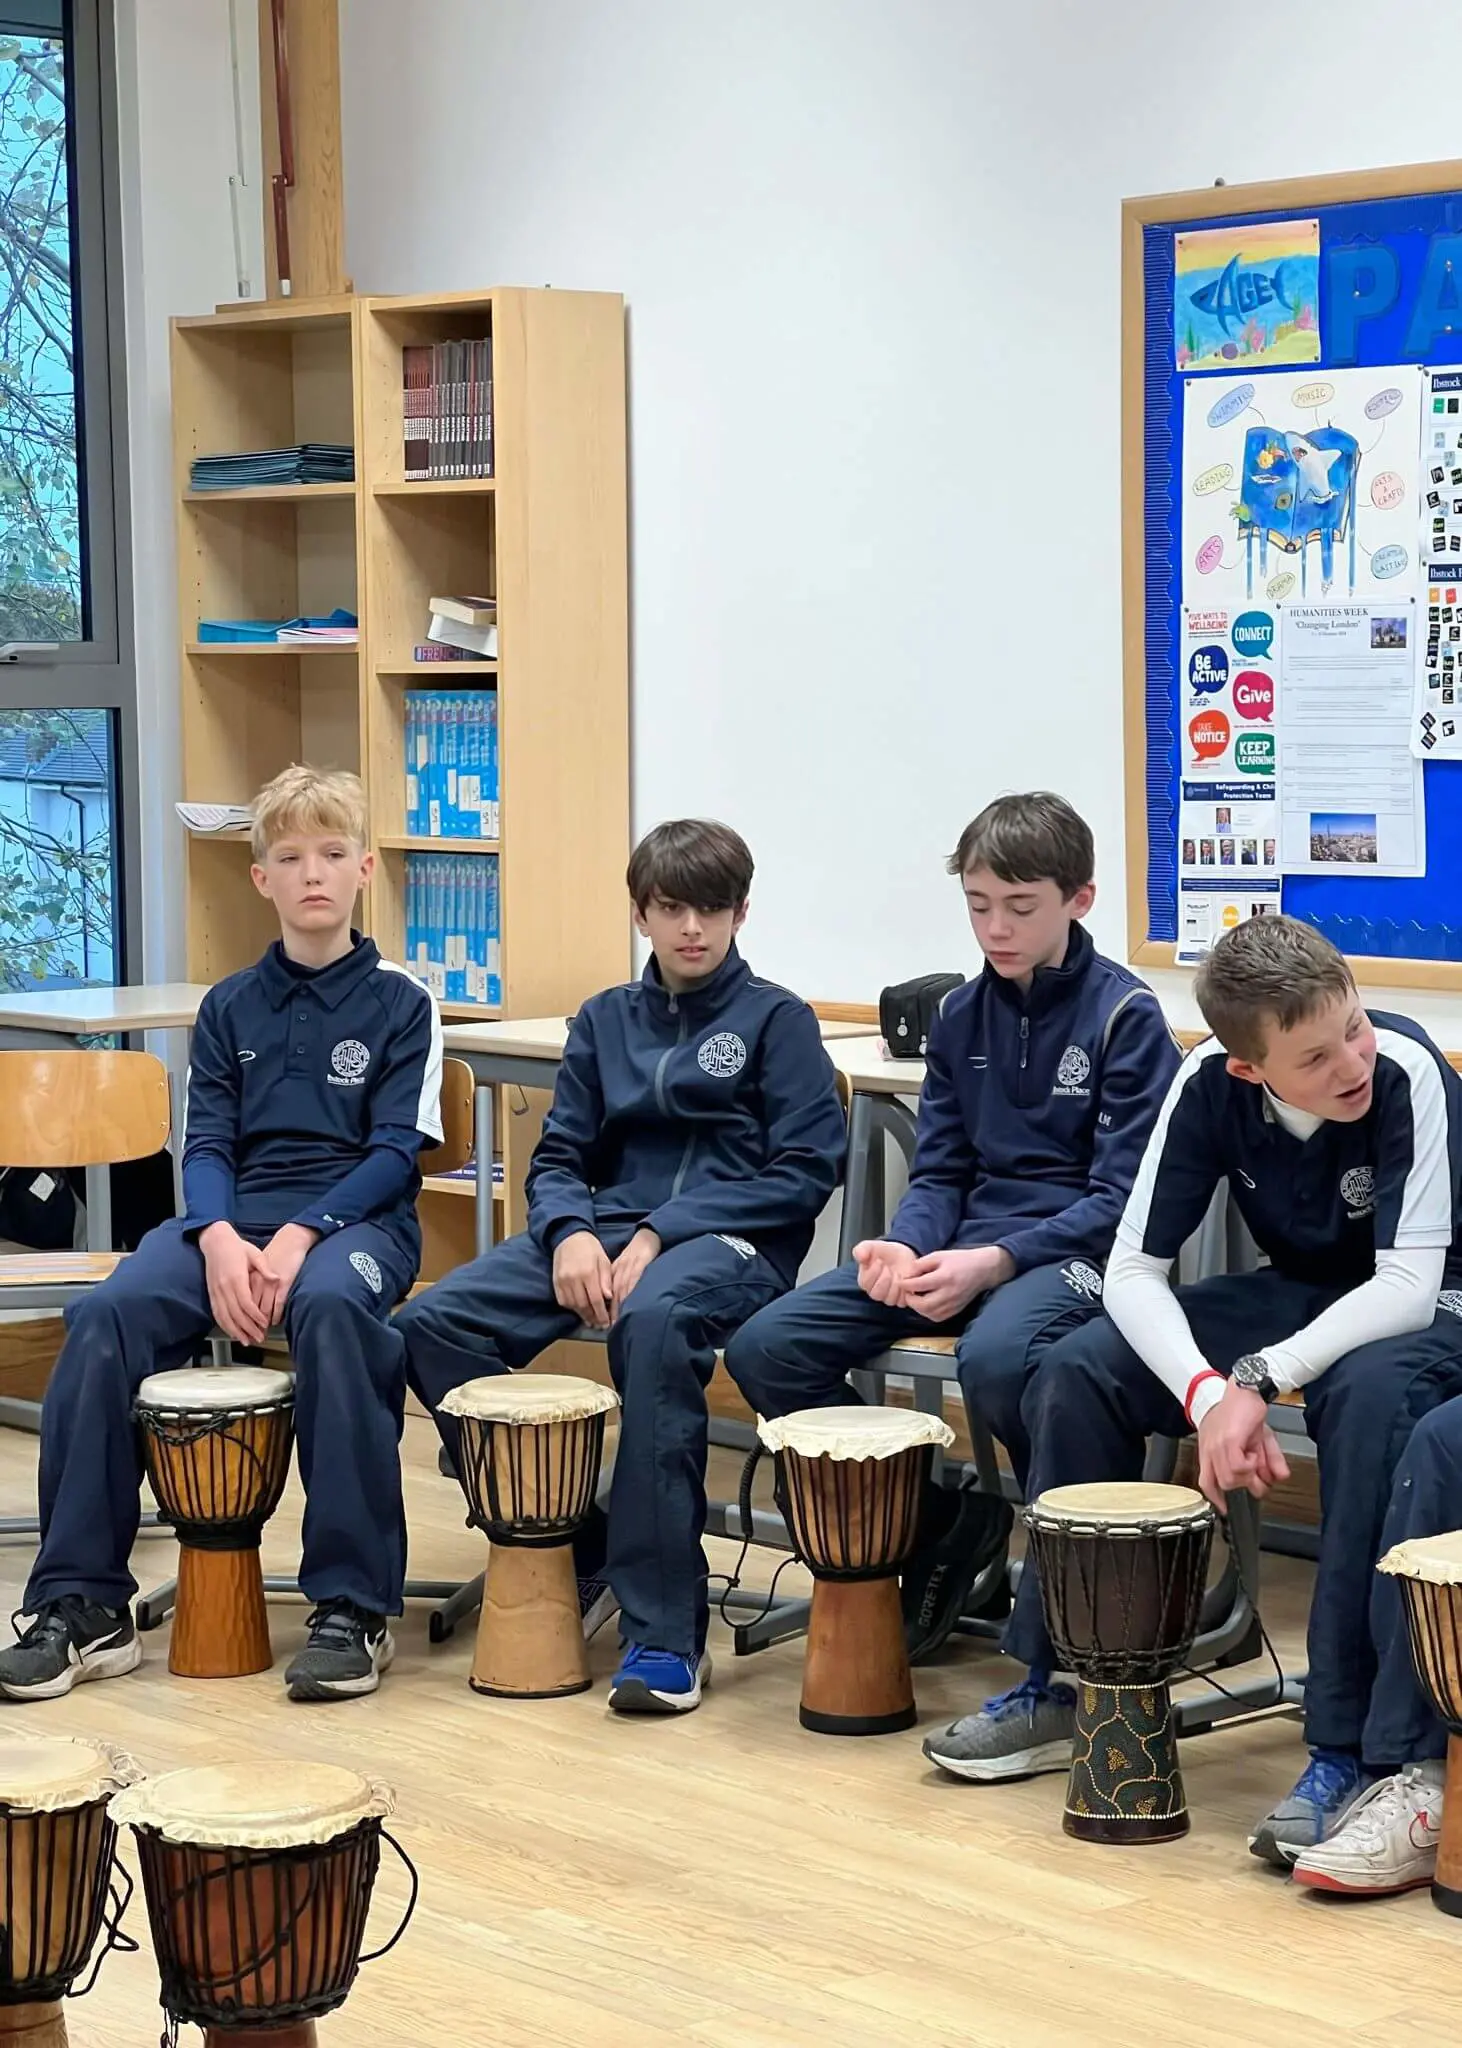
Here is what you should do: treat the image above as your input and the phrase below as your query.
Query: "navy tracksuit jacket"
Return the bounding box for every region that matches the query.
[726,925,1182,1487]
[398,944,847,1656]
[28,937,444,1618]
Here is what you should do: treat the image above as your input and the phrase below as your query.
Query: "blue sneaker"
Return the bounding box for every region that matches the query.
[1248,1748,1369,1868]
[608,1643,710,1715]
[922,1677,1077,1781]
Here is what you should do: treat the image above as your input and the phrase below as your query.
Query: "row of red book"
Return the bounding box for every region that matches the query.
[402,340,493,481]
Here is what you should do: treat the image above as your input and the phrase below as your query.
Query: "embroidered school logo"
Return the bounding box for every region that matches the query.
[716,1234,757,1261]
[349,1251,383,1295]
[1340,1165,1376,1215]
[698,1032,746,1078]
[1053,1045,1091,1096]
[237,1049,256,1063]
[1062,1261,1103,1300]
[328,1039,371,1087]
[1440,1291,1462,1320]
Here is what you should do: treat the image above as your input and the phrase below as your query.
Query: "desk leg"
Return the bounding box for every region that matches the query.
[837,1092,877,1262]
[83,1163,111,1253]
[474,1084,495,1259]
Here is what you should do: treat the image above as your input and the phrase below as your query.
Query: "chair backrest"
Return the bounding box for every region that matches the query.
[433,1057,474,1177]
[0,1050,171,1168]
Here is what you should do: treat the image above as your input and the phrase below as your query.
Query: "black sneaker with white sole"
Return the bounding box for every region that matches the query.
[285,1600,394,1702]
[0,1596,141,1701]
[902,1480,1015,1665]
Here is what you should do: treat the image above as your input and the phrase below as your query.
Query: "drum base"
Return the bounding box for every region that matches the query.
[169,1542,273,1679]
[470,1541,590,1699]
[1062,1680,1189,1844]
[800,1577,916,1736]
[0,2004,68,2046]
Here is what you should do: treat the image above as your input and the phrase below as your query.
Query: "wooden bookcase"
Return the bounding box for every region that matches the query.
[172,288,630,1259]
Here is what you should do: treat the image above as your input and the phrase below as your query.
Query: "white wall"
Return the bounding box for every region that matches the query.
[339,0,1462,1007]
[114,0,258,978]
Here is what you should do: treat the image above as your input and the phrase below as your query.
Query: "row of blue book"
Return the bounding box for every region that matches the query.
[405,691,498,840]
[405,853,501,1007]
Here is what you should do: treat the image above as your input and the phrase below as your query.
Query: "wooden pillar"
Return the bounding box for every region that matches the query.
[258,0,349,300]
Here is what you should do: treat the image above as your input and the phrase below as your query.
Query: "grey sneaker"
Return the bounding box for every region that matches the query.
[922,1677,1076,1782]
[578,1576,619,1641]
[1247,1748,1368,1868]
[0,1597,141,1701]
[285,1600,395,1702]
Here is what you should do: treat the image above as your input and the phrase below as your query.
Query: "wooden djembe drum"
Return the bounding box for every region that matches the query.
[0,1736,138,2047]
[1378,1532,1462,1916]
[111,1762,416,2046]
[439,1374,618,1698]
[134,1367,296,1679]
[1024,1482,1215,1843]
[759,1406,955,1735]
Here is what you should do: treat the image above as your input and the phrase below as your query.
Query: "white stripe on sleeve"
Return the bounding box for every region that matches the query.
[1374,1027,1453,1249]
[1116,1038,1228,1253]
[376,958,445,1141]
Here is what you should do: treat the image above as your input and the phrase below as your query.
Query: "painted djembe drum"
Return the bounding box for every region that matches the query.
[1024,1482,1214,1843]
[439,1374,619,1699]
[759,1406,955,1735]
[1378,1532,1462,1916]
[0,1736,138,2047]
[111,1762,416,2046]
[134,1367,295,1679]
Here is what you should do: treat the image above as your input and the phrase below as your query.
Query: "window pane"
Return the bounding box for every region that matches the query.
[0,705,116,987]
[0,23,81,641]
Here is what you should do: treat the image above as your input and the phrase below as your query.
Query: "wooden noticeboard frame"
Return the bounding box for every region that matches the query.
[1122,157,1462,990]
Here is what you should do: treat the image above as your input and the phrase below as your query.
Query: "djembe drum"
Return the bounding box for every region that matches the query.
[110,1762,416,2046]
[0,1737,138,2047]
[1378,1532,1462,1916]
[134,1367,295,1679]
[439,1373,619,1698]
[1024,1482,1214,1843]
[758,1406,955,1735]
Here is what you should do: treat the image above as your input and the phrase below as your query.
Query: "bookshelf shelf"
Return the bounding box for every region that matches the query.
[173,286,628,1250]
[374,479,495,498]
[378,834,500,854]
[183,482,359,504]
[185,641,359,658]
[423,1175,506,1204]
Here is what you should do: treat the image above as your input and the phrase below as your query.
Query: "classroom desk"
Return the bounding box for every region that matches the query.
[823,1035,925,1258]
[0,984,209,1249]
[441,1013,878,1259]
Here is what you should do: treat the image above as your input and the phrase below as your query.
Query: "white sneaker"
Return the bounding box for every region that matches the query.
[1292,1763,1444,1896]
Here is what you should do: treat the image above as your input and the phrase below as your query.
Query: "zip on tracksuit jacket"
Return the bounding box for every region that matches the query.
[886,924,1181,1274]
[526,946,846,1287]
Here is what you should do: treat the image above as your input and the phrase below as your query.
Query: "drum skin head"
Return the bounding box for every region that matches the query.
[440,1373,619,1425]
[0,1736,138,1810]
[136,1366,294,1412]
[1379,1531,1462,1583]
[111,1762,394,1848]
[1032,1481,1211,1526]
[757,1406,954,1461]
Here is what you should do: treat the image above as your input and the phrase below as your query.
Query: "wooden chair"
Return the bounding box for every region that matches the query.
[136,1058,477,1631]
[0,1049,171,1536]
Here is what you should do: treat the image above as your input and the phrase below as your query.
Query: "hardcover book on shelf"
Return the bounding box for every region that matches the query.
[428,595,496,627]
[399,338,494,481]
[428,613,498,659]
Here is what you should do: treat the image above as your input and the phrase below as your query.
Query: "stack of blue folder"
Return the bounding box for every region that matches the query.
[190,444,355,490]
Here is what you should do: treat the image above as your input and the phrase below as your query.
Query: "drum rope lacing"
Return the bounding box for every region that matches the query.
[0,1797,137,2007]
[455,1410,608,1549]
[139,1403,294,1553]
[136,1820,418,2048]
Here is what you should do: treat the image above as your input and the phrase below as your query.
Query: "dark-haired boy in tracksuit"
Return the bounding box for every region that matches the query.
[397,819,846,1714]
[726,792,1180,1658]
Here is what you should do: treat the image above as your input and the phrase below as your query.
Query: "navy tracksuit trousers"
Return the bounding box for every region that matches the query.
[723,1256,1107,1493]
[1363,1394,1462,1770]
[1012,1272,1462,1753]
[396,1229,784,1658]
[27,1217,415,1617]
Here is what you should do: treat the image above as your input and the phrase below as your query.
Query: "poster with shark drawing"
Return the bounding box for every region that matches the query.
[1175,221,1321,372]
[1181,367,1422,615]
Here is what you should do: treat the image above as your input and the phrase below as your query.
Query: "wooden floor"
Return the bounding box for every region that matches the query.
[0,1420,1454,2048]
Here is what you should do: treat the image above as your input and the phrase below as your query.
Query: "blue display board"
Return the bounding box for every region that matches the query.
[1142,183,1462,961]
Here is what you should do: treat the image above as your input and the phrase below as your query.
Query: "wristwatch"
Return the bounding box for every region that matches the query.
[1230,1352,1278,1403]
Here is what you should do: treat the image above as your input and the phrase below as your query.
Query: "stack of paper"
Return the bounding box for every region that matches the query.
[176,802,254,834]
[190,444,355,490]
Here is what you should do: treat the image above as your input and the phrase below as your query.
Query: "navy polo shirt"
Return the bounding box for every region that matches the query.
[181,934,443,1263]
[1118,1010,1462,1286]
